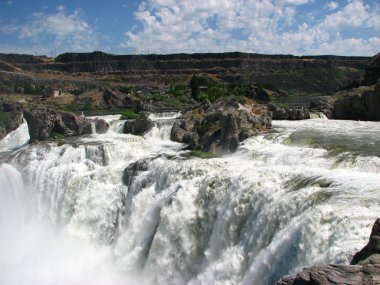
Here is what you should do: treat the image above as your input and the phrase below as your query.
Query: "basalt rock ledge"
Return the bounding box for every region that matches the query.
[170,99,271,153]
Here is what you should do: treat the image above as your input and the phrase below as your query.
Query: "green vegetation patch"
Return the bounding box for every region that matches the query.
[51,132,65,139]
[120,109,138,120]
[189,150,218,159]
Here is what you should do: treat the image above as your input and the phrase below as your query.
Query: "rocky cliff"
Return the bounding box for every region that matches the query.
[309,52,380,121]
[0,51,370,95]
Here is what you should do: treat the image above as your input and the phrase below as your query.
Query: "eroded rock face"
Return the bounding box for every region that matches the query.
[23,107,92,142]
[328,52,380,121]
[276,219,380,285]
[268,103,310,120]
[333,81,380,121]
[170,99,271,153]
[309,96,335,119]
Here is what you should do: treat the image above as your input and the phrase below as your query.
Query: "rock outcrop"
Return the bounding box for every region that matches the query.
[171,99,271,153]
[0,101,24,140]
[309,96,335,119]
[309,52,380,121]
[268,103,310,120]
[276,219,380,285]
[23,107,92,142]
[333,82,380,121]
[123,112,154,136]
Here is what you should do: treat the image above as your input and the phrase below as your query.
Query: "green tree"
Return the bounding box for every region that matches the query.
[190,75,200,101]
[208,86,224,102]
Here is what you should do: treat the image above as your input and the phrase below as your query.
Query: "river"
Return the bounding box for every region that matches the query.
[0,113,379,285]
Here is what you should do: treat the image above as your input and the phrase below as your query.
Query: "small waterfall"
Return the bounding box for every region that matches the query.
[0,120,30,153]
[113,121,126,133]
[310,112,328,119]
[91,121,96,134]
[145,112,181,141]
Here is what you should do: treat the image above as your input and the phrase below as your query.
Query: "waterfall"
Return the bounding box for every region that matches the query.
[0,120,30,153]
[1,115,380,285]
[309,112,328,119]
[91,121,96,134]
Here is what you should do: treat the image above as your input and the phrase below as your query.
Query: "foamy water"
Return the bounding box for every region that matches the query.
[0,115,379,285]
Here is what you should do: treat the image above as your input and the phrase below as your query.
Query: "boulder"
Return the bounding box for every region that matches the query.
[268,103,310,120]
[123,112,154,136]
[171,99,271,153]
[23,107,92,142]
[276,219,380,285]
[94,118,109,134]
[309,96,335,119]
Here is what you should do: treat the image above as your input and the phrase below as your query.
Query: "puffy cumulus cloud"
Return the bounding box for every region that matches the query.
[121,0,380,56]
[18,6,98,52]
[320,0,379,31]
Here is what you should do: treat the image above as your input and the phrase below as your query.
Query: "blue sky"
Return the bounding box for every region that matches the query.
[0,0,379,56]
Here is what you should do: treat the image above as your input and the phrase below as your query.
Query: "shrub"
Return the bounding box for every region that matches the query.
[121,109,138,120]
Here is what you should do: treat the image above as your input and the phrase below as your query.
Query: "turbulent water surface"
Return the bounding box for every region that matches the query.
[0,113,379,285]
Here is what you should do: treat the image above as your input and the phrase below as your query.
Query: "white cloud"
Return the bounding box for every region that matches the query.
[6,1,12,5]
[18,6,98,52]
[0,23,19,34]
[121,0,380,56]
[320,0,374,31]
[324,1,339,11]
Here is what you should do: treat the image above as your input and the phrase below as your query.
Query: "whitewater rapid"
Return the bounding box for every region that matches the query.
[0,114,379,285]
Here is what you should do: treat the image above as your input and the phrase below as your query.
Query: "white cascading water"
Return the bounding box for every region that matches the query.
[0,113,380,285]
